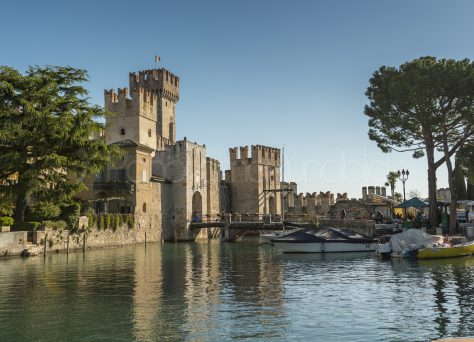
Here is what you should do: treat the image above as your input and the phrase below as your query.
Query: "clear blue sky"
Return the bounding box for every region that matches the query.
[3,0,474,198]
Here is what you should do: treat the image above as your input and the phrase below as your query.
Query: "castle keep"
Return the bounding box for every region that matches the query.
[80,67,335,241]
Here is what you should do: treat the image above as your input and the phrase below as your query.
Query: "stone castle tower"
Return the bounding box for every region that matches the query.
[129,69,179,146]
[104,87,158,151]
[228,145,281,216]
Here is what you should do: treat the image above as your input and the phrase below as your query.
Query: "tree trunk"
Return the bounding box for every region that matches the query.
[443,134,458,234]
[14,187,27,223]
[454,156,467,200]
[426,146,439,228]
[468,180,474,200]
[445,156,458,234]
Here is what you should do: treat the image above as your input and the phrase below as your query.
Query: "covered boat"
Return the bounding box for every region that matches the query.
[381,229,474,259]
[271,227,377,253]
[388,229,439,258]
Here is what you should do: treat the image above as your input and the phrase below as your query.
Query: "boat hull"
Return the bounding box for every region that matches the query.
[272,241,378,253]
[417,242,474,259]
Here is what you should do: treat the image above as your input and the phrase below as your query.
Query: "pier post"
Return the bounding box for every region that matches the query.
[66,232,70,255]
[82,233,86,253]
[43,233,47,257]
[224,213,231,242]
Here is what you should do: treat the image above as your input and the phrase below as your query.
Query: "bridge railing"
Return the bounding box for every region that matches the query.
[190,213,330,224]
[190,213,297,224]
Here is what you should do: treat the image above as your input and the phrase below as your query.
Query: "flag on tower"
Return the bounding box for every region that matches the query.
[155,55,160,62]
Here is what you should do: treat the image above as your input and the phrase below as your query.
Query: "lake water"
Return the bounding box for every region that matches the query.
[1,240,474,341]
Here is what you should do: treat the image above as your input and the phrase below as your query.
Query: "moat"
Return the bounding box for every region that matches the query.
[2,241,474,341]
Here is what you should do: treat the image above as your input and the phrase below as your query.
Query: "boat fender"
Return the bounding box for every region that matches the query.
[321,242,325,254]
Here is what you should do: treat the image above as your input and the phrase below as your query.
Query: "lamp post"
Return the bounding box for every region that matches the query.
[397,169,409,219]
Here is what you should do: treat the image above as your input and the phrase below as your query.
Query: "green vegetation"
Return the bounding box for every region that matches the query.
[98,214,105,231]
[88,212,96,228]
[0,66,122,223]
[30,202,61,220]
[113,214,120,231]
[0,216,14,226]
[126,215,134,229]
[23,222,41,231]
[384,171,398,198]
[365,57,474,232]
[60,203,80,231]
[41,220,67,230]
[105,214,112,230]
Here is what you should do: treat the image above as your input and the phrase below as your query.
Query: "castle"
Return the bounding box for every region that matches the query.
[80,68,289,241]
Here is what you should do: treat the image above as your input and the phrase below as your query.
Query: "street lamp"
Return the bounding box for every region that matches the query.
[398,169,409,218]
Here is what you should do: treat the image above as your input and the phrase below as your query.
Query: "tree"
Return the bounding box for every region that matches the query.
[458,143,474,199]
[454,154,467,201]
[408,189,421,199]
[365,57,474,230]
[384,171,398,197]
[393,192,403,203]
[0,66,121,222]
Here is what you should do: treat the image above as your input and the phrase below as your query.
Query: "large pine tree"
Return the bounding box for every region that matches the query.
[0,66,121,222]
[365,57,474,231]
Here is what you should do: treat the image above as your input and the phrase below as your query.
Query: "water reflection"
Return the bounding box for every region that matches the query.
[1,242,474,341]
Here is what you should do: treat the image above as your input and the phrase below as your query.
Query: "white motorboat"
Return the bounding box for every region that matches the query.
[271,227,378,253]
[260,229,299,244]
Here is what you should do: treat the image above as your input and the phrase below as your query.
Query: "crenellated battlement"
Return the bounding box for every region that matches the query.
[129,68,179,103]
[104,87,157,119]
[229,145,280,166]
[206,157,220,171]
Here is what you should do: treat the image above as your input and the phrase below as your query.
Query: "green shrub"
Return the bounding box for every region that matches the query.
[61,203,80,230]
[0,200,14,217]
[21,221,41,231]
[31,202,61,220]
[0,216,14,226]
[88,212,96,228]
[41,220,68,230]
[105,214,112,230]
[113,214,120,231]
[98,214,105,230]
[126,215,134,229]
[59,203,80,220]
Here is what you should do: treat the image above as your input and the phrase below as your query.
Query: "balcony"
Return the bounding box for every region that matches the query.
[93,181,135,192]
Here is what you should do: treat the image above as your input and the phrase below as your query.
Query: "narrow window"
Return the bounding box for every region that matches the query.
[120,128,125,135]
[148,129,152,137]
[143,203,147,213]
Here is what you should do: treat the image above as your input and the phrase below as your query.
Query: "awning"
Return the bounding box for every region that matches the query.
[394,197,428,209]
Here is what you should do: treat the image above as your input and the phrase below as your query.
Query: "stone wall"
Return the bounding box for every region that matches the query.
[0,231,27,257]
[28,222,162,256]
[206,157,222,238]
[154,140,208,241]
